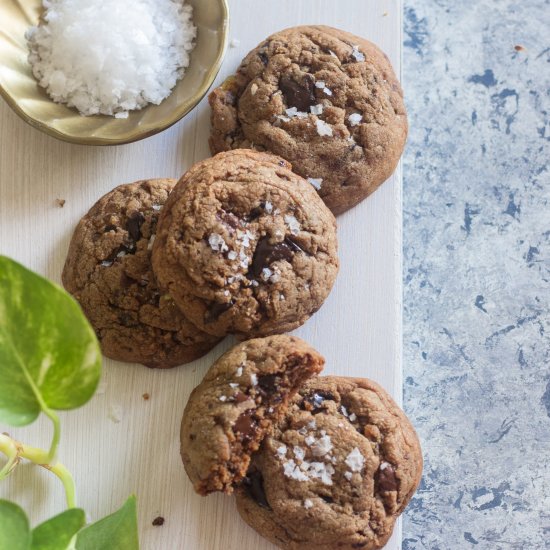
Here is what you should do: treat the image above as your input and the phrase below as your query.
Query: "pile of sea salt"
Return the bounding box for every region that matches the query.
[26,0,196,118]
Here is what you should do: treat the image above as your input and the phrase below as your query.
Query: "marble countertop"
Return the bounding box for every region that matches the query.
[402,0,550,548]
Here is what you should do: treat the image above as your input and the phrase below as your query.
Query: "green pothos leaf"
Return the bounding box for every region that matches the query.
[76,496,139,550]
[0,500,31,550]
[0,256,101,427]
[31,508,86,550]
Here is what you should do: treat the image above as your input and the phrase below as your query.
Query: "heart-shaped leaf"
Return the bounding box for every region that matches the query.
[76,496,139,550]
[0,500,31,550]
[31,508,86,550]
[0,257,101,427]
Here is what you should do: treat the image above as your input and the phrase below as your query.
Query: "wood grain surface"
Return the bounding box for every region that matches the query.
[0,1,403,548]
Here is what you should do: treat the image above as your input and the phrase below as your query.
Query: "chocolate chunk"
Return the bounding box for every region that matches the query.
[120,272,138,288]
[320,495,334,504]
[249,237,295,278]
[126,211,145,242]
[279,74,316,112]
[247,206,264,221]
[377,464,398,492]
[104,224,117,233]
[352,543,368,549]
[234,392,250,403]
[258,51,269,66]
[258,374,279,392]
[205,300,234,323]
[152,516,165,527]
[242,470,270,509]
[285,236,307,255]
[217,210,241,229]
[234,411,258,442]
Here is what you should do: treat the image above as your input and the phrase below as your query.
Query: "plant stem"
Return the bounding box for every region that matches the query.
[0,434,76,509]
[0,434,19,480]
[42,406,61,463]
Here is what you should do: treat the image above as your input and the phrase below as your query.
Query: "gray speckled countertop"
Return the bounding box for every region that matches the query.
[402,0,550,548]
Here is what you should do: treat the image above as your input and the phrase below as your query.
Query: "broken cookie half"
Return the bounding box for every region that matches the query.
[180,334,324,495]
[181,338,422,550]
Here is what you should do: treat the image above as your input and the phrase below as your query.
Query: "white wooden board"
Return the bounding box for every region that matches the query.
[0,0,403,548]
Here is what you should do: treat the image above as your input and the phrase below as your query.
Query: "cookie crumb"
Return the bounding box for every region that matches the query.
[152,516,165,526]
[304,499,313,509]
[514,44,526,51]
[345,447,365,472]
[315,119,333,137]
[383,11,388,16]
[55,198,66,208]
[147,234,156,251]
[107,403,123,423]
[142,393,150,400]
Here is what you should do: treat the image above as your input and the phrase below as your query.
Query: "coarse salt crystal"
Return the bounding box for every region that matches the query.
[349,413,357,422]
[344,471,353,481]
[310,104,323,115]
[26,0,196,117]
[208,233,228,252]
[348,113,363,126]
[229,383,239,389]
[284,215,300,235]
[250,83,258,95]
[230,38,240,48]
[219,395,227,402]
[345,448,365,472]
[304,499,313,509]
[227,250,237,260]
[277,445,287,457]
[316,119,333,137]
[147,234,156,251]
[236,366,243,377]
[308,178,323,190]
[261,267,273,281]
[315,81,326,89]
[152,204,162,211]
[294,446,306,461]
[250,373,258,386]
[311,435,333,457]
[351,45,366,62]
[264,201,273,213]
[305,435,316,446]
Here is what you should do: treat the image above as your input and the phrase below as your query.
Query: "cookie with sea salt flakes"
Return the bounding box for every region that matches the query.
[209,25,408,215]
[180,335,325,495]
[151,150,339,339]
[235,376,423,550]
[62,179,220,368]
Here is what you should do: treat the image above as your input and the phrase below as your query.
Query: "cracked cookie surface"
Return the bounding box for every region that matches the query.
[152,150,339,338]
[62,179,220,368]
[235,376,423,550]
[180,335,324,495]
[209,25,408,215]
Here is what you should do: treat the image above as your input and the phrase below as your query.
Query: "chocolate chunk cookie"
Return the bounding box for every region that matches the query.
[209,25,408,215]
[152,150,339,339]
[236,376,422,550]
[62,179,220,368]
[180,335,324,495]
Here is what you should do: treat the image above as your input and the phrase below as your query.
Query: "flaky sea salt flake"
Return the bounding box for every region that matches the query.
[310,104,323,115]
[348,113,363,126]
[316,119,333,137]
[345,448,365,472]
[308,178,323,190]
[351,45,365,62]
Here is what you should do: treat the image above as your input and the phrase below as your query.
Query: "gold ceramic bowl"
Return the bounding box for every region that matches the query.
[0,0,229,145]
